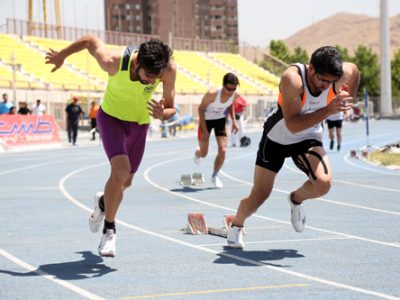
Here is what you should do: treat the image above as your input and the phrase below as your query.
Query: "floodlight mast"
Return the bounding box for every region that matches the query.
[380,0,393,116]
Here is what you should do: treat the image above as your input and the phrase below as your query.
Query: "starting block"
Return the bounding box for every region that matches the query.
[192,172,205,185]
[180,173,204,186]
[185,213,237,238]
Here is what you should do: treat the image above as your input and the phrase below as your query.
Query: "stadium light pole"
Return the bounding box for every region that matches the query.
[380,0,393,116]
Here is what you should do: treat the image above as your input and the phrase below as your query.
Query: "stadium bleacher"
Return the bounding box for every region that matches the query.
[0,33,279,95]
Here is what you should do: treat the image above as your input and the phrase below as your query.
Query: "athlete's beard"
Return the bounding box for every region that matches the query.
[135,66,150,85]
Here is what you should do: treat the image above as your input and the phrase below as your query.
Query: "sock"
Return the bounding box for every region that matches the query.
[99,195,105,212]
[103,220,116,234]
[212,171,218,178]
[290,192,302,205]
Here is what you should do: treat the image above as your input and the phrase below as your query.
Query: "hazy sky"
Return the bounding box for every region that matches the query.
[1,0,400,47]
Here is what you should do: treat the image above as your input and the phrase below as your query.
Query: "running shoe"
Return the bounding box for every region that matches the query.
[212,175,223,188]
[227,226,244,249]
[194,148,202,165]
[98,229,116,257]
[288,194,306,232]
[89,192,105,233]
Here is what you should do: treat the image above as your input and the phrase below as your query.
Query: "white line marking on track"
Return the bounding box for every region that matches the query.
[0,161,62,176]
[344,154,400,176]
[198,236,353,247]
[283,164,400,193]
[56,160,400,300]
[0,248,104,300]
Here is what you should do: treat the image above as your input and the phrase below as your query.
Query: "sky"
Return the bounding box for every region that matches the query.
[1,0,400,48]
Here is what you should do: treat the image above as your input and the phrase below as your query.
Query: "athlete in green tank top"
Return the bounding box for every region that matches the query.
[46,35,177,257]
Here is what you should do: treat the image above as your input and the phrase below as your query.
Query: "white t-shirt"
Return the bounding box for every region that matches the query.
[32,104,46,116]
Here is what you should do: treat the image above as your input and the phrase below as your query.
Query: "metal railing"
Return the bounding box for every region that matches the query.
[6,18,231,52]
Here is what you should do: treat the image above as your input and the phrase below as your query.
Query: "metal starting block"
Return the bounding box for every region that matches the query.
[185,213,237,238]
[192,172,205,185]
[180,173,204,186]
[180,174,193,186]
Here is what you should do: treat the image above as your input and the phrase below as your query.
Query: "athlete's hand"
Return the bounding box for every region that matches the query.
[329,90,353,114]
[148,98,165,120]
[45,49,65,72]
[231,122,239,134]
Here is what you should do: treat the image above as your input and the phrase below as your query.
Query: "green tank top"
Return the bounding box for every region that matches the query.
[101,46,160,124]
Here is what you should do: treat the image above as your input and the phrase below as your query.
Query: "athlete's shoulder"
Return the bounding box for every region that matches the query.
[281,65,303,91]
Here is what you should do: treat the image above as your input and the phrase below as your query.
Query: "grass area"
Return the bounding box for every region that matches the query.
[368,151,400,167]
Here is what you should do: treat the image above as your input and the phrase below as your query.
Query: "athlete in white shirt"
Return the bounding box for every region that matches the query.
[194,73,239,188]
[227,46,360,248]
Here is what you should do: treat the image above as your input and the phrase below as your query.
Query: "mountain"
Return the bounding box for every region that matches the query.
[284,12,400,57]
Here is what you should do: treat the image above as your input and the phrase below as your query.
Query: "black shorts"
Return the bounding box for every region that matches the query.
[202,117,227,137]
[255,133,322,174]
[326,119,343,129]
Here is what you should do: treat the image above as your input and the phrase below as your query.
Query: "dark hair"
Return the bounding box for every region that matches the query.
[137,39,173,75]
[223,73,239,86]
[310,46,343,77]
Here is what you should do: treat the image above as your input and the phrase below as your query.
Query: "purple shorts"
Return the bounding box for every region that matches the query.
[97,107,149,173]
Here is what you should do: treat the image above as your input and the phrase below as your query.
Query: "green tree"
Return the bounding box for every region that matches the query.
[391,49,400,97]
[334,45,352,62]
[290,47,309,64]
[269,40,292,62]
[352,45,379,97]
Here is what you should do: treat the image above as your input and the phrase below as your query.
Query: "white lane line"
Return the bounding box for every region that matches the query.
[0,161,62,176]
[144,157,400,248]
[283,164,400,193]
[0,248,104,300]
[279,165,400,215]
[344,154,400,176]
[198,236,353,247]
[57,161,400,300]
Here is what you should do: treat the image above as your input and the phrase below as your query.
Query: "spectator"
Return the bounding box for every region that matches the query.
[65,96,83,146]
[9,106,17,114]
[18,102,31,115]
[229,96,247,147]
[89,100,100,141]
[0,93,12,115]
[32,99,46,115]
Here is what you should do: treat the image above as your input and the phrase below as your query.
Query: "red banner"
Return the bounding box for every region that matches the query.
[0,115,61,149]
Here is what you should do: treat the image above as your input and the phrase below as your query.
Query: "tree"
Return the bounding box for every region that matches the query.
[290,47,308,64]
[352,45,379,97]
[334,45,352,62]
[269,40,292,62]
[391,49,400,97]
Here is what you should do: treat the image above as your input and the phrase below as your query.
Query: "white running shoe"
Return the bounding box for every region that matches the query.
[89,192,105,233]
[227,226,244,249]
[98,229,116,257]
[288,194,306,232]
[212,175,223,188]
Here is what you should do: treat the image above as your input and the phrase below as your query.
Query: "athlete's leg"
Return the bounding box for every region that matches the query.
[237,114,244,141]
[292,146,332,203]
[213,134,228,174]
[233,166,277,226]
[328,127,334,149]
[196,123,210,158]
[103,155,131,223]
[336,127,342,147]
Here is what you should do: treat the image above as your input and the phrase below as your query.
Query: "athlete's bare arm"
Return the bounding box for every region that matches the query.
[159,60,177,120]
[336,62,360,98]
[197,89,217,136]
[282,66,354,133]
[45,34,120,75]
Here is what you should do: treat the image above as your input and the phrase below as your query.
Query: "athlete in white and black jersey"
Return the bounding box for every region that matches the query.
[194,73,239,188]
[227,46,360,249]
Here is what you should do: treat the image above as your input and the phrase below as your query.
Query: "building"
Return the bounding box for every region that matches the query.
[104,0,238,44]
